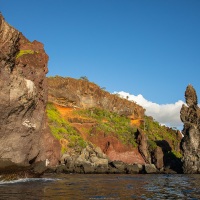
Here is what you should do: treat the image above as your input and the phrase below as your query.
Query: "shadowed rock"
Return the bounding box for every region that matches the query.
[136,129,151,164]
[180,85,200,173]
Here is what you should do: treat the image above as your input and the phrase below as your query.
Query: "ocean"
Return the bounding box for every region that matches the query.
[0,174,199,199]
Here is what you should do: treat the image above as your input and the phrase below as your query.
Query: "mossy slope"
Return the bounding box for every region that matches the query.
[46,103,182,162]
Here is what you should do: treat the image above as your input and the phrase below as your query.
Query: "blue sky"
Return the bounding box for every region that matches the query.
[1,0,200,128]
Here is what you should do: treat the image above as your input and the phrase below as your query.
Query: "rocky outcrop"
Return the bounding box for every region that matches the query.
[47,76,145,119]
[0,14,60,169]
[58,145,109,174]
[136,129,151,164]
[81,127,146,165]
[151,146,164,170]
[55,144,144,174]
[180,85,200,173]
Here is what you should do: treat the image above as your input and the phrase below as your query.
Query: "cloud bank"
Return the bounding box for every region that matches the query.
[115,91,184,129]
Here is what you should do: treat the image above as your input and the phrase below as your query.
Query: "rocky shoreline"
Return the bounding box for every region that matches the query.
[49,145,178,175]
[0,144,178,182]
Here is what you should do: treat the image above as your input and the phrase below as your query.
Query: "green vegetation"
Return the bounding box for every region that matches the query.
[16,50,36,59]
[141,116,179,149]
[171,150,182,159]
[46,102,182,159]
[141,116,182,158]
[46,103,86,153]
[79,76,89,81]
[76,107,138,147]
[147,140,157,151]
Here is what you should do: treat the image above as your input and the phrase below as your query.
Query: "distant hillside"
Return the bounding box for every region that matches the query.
[47,76,183,172]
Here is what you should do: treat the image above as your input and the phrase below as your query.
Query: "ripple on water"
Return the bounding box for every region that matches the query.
[0,174,199,199]
[0,177,59,185]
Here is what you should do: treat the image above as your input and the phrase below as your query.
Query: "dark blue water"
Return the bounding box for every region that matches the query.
[0,174,199,199]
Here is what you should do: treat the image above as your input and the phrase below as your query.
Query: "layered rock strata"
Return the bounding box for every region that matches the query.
[180,85,200,173]
[47,76,145,119]
[0,14,60,170]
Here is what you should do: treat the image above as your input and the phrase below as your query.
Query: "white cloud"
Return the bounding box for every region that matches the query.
[115,91,184,129]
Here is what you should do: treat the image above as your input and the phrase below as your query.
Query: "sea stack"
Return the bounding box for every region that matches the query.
[0,14,60,172]
[180,85,200,173]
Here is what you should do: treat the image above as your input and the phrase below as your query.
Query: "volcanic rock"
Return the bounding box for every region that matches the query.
[136,129,151,164]
[144,164,157,174]
[125,164,140,174]
[151,146,164,170]
[0,14,60,169]
[180,85,200,173]
[47,76,145,119]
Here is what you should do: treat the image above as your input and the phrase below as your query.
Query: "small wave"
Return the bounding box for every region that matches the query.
[0,177,59,185]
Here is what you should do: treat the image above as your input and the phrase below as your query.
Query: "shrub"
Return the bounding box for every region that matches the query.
[16,50,36,59]
[148,140,157,151]
[79,76,89,81]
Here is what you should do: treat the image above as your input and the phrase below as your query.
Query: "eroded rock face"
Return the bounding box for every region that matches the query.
[0,14,60,168]
[180,85,200,173]
[47,76,145,119]
[136,129,151,164]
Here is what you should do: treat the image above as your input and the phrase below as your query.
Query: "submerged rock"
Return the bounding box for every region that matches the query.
[0,159,48,181]
[180,85,200,173]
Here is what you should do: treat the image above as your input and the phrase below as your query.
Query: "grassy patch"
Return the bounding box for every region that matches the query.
[147,140,157,151]
[75,107,138,147]
[141,116,182,158]
[16,50,36,59]
[46,103,86,153]
[171,150,182,159]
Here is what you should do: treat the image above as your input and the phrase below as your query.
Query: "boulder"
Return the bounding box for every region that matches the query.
[75,155,90,166]
[82,163,95,174]
[94,146,107,159]
[144,164,157,174]
[95,166,109,174]
[126,164,140,174]
[60,153,72,165]
[32,160,48,175]
[109,161,126,173]
[90,156,108,168]
[151,146,164,169]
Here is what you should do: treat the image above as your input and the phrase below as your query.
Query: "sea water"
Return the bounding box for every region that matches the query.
[0,174,199,199]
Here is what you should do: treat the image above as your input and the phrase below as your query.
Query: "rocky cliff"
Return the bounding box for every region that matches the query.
[47,76,145,119]
[47,76,146,165]
[47,76,182,173]
[0,14,60,171]
[180,85,200,173]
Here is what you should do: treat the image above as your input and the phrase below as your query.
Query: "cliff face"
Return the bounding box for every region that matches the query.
[0,14,60,168]
[180,85,200,173]
[47,76,145,165]
[47,76,145,119]
[47,76,182,172]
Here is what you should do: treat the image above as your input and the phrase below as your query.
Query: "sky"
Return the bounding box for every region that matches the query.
[1,0,200,129]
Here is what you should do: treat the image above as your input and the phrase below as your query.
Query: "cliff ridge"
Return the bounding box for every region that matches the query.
[0,14,60,171]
